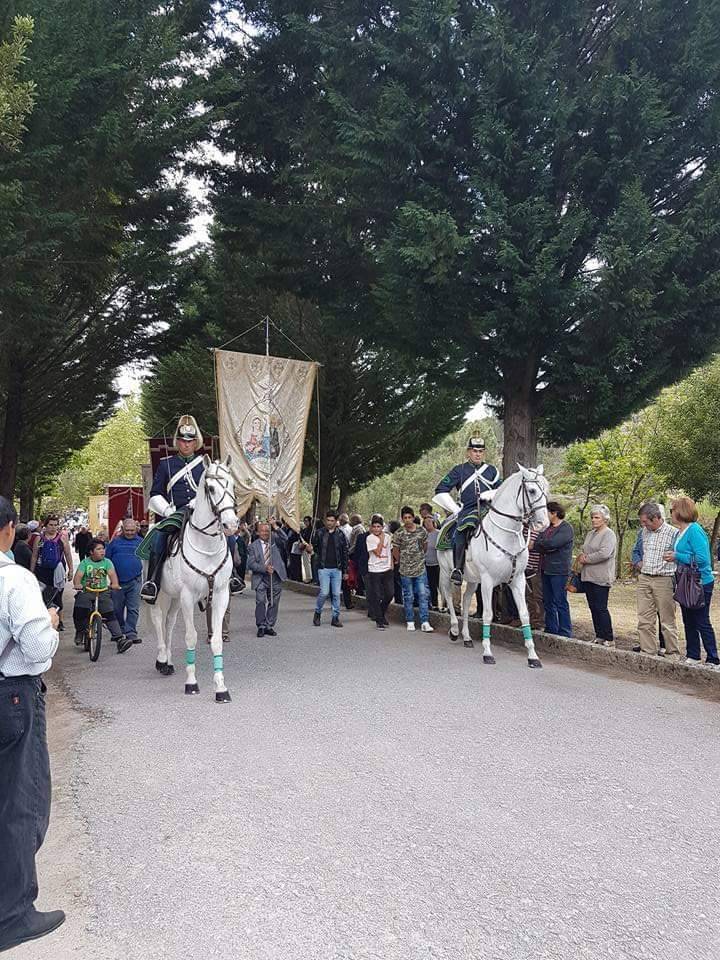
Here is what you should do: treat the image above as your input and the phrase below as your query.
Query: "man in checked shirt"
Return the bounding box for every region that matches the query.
[0,497,65,951]
[636,501,681,658]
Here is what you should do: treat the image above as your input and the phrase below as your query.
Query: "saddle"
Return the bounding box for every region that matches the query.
[135,511,184,562]
[437,506,488,551]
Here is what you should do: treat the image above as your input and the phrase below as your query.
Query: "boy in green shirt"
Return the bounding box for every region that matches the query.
[72,539,132,653]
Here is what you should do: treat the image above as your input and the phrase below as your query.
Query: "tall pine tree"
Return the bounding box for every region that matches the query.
[0,0,215,498]
[213,0,720,473]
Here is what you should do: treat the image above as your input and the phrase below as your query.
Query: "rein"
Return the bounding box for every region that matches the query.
[180,468,235,640]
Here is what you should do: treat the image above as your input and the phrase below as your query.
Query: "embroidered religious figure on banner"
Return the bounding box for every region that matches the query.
[214,349,317,530]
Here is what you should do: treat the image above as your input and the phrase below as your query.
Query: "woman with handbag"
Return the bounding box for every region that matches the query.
[577,505,617,646]
[663,496,720,666]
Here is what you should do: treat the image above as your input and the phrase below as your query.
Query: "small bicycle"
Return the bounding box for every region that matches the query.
[81,586,105,662]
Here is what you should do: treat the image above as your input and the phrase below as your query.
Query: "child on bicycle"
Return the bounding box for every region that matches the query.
[72,538,133,654]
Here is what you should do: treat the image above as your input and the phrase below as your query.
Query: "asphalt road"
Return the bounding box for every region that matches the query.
[24,587,720,960]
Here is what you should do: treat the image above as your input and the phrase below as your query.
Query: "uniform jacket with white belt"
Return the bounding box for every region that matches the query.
[435,461,501,522]
[148,454,205,518]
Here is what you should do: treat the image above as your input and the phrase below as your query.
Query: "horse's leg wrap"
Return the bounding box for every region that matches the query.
[482,623,491,642]
[186,648,196,666]
[522,624,533,642]
[213,654,223,672]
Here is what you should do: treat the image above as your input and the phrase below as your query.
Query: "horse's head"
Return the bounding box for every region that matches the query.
[516,463,550,531]
[201,456,238,534]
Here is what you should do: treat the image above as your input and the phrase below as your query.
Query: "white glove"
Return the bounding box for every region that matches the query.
[149,494,173,518]
[432,492,460,516]
[478,489,497,502]
[187,497,196,511]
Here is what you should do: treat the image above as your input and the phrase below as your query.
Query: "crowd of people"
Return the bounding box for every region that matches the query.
[8,491,720,670]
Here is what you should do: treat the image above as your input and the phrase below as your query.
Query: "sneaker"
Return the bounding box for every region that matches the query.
[0,907,66,952]
[74,630,84,647]
[313,612,321,626]
[420,622,434,633]
[117,635,133,654]
[632,643,641,653]
[406,622,416,632]
[705,657,720,666]
[331,617,343,628]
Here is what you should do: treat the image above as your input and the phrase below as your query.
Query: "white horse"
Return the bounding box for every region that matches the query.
[150,456,239,702]
[435,466,549,668]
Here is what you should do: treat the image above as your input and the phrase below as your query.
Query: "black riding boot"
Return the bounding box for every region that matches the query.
[140,549,166,604]
[451,529,468,585]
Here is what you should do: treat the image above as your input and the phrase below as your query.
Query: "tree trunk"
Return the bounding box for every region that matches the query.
[501,384,538,477]
[337,487,348,514]
[314,462,334,518]
[0,369,24,500]
[19,479,35,521]
[711,509,720,565]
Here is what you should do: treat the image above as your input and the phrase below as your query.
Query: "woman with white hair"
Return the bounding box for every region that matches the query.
[577,505,617,645]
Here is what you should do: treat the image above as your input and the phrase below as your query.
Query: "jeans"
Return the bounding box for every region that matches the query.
[0,677,51,933]
[680,582,719,661]
[112,576,142,638]
[401,573,429,624]
[584,582,614,641]
[542,573,572,638]
[315,567,342,619]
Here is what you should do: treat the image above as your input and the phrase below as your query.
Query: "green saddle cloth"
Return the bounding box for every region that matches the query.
[437,507,487,551]
[135,512,184,561]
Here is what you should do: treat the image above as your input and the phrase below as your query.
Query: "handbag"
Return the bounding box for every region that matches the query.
[673,561,704,609]
[566,557,585,594]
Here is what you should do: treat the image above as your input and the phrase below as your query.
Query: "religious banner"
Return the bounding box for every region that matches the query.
[214,349,318,530]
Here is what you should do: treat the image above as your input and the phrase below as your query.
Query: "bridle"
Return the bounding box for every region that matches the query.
[180,465,236,642]
[474,472,548,580]
[487,474,548,528]
[188,469,236,537]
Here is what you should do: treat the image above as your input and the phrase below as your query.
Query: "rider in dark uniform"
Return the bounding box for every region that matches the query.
[432,437,501,585]
[140,415,242,603]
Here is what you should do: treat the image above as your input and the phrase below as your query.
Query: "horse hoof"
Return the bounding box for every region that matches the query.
[449,632,459,643]
[215,691,232,703]
[463,639,474,648]
[155,659,165,672]
[483,655,496,664]
[185,683,200,695]
[528,658,543,669]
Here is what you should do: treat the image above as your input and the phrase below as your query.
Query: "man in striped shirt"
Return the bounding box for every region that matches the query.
[0,497,65,951]
[636,502,680,657]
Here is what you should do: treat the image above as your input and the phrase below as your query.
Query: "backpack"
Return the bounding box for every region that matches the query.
[39,535,65,569]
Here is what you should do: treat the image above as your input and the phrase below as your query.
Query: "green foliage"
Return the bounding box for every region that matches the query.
[0,16,35,150]
[561,411,667,575]
[650,358,720,506]
[0,0,215,499]
[350,418,501,520]
[214,0,720,471]
[47,397,147,511]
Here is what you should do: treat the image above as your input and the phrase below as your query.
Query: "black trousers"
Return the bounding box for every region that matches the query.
[366,570,394,624]
[0,676,51,932]
[426,565,440,606]
[584,582,614,641]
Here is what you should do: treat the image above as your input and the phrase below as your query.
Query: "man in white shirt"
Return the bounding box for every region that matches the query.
[365,515,394,629]
[0,497,65,951]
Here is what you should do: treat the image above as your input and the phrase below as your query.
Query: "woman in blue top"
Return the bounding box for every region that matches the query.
[663,496,719,666]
